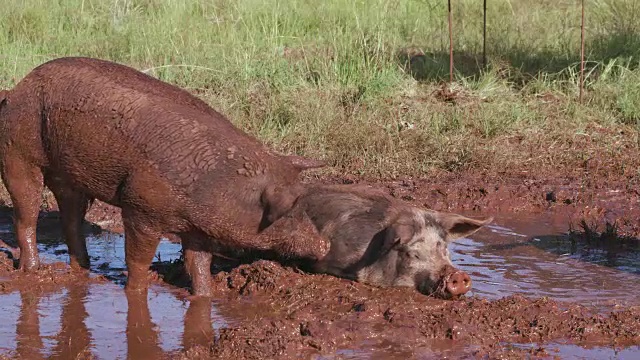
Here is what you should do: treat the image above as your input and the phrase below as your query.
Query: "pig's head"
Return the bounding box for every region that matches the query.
[357,208,492,299]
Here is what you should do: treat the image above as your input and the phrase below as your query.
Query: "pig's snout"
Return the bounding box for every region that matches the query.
[445,270,472,297]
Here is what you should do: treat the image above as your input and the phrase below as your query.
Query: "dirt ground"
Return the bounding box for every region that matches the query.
[1,163,640,359]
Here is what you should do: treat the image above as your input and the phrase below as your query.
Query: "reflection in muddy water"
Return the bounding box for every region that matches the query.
[0,234,231,359]
[508,342,640,360]
[51,284,91,360]
[0,282,230,359]
[320,340,479,360]
[452,214,640,309]
[16,290,44,359]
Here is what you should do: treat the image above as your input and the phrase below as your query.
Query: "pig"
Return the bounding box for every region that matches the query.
[282,184,493,299]
[0,57,330,296]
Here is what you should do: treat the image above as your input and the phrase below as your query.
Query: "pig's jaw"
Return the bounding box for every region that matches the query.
[417,278,452,298]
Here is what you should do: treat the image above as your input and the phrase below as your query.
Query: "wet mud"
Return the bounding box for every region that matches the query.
[1,171,640,359]
[188,260,640,359]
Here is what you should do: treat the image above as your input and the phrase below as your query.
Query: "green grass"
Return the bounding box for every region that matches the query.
[1,0,640,178]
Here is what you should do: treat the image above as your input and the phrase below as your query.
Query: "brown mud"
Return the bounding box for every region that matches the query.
[181,260,640,360]
[1,167,640,359]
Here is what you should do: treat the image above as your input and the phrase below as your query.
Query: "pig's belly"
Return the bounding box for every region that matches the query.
[44,153,132,207]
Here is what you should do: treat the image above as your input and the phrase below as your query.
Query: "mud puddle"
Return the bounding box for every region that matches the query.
[34,232,183,284]
[317,344,640,360]
[513,343,640,360]
[455,214,640,310]
[0,283,231,359]
[0,213,639,359]
[0,233,239,359]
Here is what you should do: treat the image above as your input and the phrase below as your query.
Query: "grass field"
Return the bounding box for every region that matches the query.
[1,0,639,178]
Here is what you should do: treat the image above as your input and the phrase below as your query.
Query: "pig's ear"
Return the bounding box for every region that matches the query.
[260,184,307,229]
[285,155,327,172]
[382,221,415,251]
[433,213,493,241]
[0,90,7,109]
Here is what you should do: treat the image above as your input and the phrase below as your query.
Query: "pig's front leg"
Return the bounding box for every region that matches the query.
[181,233,213,297]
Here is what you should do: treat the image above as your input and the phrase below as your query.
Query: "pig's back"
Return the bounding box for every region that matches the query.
[35,57,217,116]
[10,57,277,203]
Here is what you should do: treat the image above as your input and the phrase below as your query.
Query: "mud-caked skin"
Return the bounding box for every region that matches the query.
[0,57,329,296]
[289,185,492,299]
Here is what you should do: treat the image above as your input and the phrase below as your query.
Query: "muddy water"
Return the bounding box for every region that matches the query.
[515,344,640,360]
[454,214,640,310]
[0,234,236,359]
[36,232,183,284]
[319,345,640,360]
[0,284,228,359]
[0,213,639,359]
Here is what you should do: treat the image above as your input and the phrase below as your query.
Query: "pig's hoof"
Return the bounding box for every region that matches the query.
[18,259,40,272]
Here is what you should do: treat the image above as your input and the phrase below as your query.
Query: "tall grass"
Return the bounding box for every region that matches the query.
[1,0,639,178]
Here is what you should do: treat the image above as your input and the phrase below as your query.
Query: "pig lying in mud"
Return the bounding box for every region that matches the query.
[0,57,329,296]
[284,185,492,299]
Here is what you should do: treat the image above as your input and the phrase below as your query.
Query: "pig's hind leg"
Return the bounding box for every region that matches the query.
[45,177,92,270]
[1,154,44,272]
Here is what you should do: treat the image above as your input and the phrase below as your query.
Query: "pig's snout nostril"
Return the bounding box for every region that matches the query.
[445,271,472,297]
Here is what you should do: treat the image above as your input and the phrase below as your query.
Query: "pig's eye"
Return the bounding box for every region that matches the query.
[402,251,417,259]
[436,241,443,248]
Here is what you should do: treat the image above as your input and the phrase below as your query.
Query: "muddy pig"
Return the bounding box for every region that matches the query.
[0,57,330,296]
[284,185,492,299]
